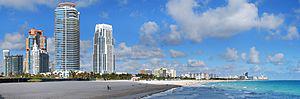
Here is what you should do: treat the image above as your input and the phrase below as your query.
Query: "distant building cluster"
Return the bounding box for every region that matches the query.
[217,72,268,80]
[1,2,116,77]
[181,72,217,80]
[139,68,177,78]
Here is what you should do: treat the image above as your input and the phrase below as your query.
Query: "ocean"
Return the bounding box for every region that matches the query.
[144,80,300,99]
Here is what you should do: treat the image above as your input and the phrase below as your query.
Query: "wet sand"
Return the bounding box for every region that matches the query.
[0,80,179,99]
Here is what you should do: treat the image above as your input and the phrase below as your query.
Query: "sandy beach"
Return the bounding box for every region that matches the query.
[0,80,232,99]
[0,80,180,99]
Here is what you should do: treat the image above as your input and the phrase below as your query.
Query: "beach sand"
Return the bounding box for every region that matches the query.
[0,80,179,99]
[0,80,231,99]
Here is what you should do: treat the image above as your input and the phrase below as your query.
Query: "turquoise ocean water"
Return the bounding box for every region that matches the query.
[144,80,300,99]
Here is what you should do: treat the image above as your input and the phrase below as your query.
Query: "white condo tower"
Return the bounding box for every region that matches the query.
[93,24,115,74]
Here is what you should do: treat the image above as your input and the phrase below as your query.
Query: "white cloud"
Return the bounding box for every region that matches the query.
[164,25,182,45]
[282,26,300,40]
[118,0,128,6]
[0,21,27,50]
[0,0,55,11]
[116,42,164,61]
[252,65,261,72]
[80,40,92,71]
[129,11,143,17]
[224,48,239,61]
[187,59,206,67]
[258,13,284,30]
[241,52,247,61]
[76,0,99,8]
[0,0,98,11]
[166,0,283,42]
[47,37,55,55]
[248,47,260,64]
[294,65,300,73]
[116,60,142,73]
[169,49,186,58]
[267,53,284,65]
[99,11,109,19]
[0,33,25,50]
[140,21,159,46]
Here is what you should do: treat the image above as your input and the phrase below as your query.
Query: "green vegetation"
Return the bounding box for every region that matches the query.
[0,71,201,81]
[28,78,42,82]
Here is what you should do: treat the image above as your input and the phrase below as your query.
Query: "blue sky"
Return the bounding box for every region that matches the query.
[0,0,300,79]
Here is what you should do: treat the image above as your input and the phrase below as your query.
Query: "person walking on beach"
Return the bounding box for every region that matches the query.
[107,85,111,90]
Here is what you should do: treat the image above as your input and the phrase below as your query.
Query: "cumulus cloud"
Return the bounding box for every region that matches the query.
[282,26,300,40]
[139,21,159,46]
[187,59,206,67]
[223,48,239,62]
[258,13,284,30]
[75,0,99,8]
[163,25,182,45]
[80,40,92,71]
[0,33,25,50]
[0,21,27,50]
[169,49,186,58]
[241,53,247,61]
[267,53,284,65]
[115,42,164,61]
[166,0,283,42]
[0,0,98,11]
[116,60,142,73]
[0,0,55,11]
[47,37,55,55]
[248,47,260,64]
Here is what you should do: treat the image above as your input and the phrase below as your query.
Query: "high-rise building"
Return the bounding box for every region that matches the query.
[54,2,80,71]
[93,24,115,74]
[24,28,49,74]
[4,55,23,76]
[2,50,10,76]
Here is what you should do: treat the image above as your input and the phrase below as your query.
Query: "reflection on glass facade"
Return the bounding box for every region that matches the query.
[54,2,80,71]
[93,24,115,74]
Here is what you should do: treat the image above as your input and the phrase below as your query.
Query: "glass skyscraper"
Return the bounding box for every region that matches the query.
[93,24,115,74]
[54,2,80,71]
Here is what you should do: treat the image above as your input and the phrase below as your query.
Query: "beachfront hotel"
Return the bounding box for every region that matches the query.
[93,24,115,74]
[24,29,49,74]
[54,2,80,71]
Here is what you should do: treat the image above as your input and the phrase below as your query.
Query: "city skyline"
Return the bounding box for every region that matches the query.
[0,0,299,79]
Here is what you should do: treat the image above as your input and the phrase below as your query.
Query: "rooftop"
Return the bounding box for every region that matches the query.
[58,2,76,7]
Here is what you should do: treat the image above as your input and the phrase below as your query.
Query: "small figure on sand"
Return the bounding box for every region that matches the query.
[107,85,111,90]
